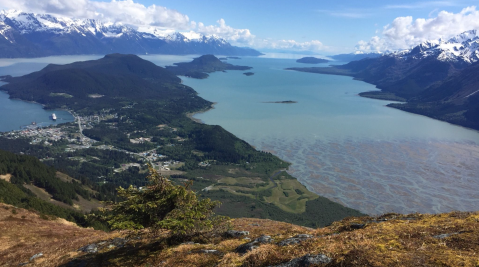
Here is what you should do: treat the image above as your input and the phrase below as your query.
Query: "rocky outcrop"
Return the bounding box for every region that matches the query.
[270,253,332,267]
[277,234,314,246]
[235,235,273,254]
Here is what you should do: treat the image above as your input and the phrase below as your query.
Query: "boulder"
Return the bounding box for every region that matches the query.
[235,235,273,254]
[225,230,250,238]
[79,244,98,253]
[277,234,313,246]
[350,224,365,230]
[433,232,460,239]
[270,253,332,267]
[29,252,44,261]
[111,237,127,247]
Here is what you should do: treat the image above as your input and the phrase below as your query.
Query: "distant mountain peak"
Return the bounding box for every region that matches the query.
[389,30,479,64]
[0,10,262,58]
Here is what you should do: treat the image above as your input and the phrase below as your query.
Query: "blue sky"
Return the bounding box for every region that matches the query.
[2,0,479,54]
[145,0,475,50]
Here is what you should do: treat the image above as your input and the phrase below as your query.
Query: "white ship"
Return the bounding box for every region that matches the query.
[51,113,57,120]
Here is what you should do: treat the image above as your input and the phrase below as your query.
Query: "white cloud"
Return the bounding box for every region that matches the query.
[196,19,255,44]
[181,31,202,40]
[194,19,328,52]
[356,6,479,52]
[252,38,327,51]
[0,0,192,29]
[0,0,331,52]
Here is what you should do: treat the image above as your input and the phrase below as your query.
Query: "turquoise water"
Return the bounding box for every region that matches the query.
[1,54,478,215]
[175,56,479,215]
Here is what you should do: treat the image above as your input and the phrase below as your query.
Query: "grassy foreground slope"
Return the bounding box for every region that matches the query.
[1,203,477,267]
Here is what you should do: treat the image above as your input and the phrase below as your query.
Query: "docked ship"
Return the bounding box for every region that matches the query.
[51,113,57,120]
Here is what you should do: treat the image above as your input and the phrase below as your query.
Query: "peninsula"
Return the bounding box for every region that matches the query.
[166,54,251,79]
[296,57,329,64]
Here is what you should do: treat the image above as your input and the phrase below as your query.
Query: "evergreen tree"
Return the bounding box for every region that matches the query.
[93,165,228,236]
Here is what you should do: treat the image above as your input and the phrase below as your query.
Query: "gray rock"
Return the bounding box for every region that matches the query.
[79,244,98,253]
[350,224,365,229]
[111,237,127,247]
[199,249,219,254]
[256,235,273,243]
[29,253,43,261]
[277,234,313,246]
[433,232,459,239]
[270,253,332,267]
[191,249,223,256]
[235,235,273,254]
[225,230,250,238]
[190,249,223,256]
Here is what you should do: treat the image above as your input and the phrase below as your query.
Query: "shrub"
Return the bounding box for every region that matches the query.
[93,165,228,237]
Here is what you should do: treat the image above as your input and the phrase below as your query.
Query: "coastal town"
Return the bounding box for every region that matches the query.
[0,111,186,177]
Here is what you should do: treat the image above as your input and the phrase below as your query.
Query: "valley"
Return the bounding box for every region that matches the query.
[0,54,362,228]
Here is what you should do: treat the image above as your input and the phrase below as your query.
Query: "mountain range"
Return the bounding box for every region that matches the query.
[390,30,479,65]
[0,10,262,58]
[287,30,479,130]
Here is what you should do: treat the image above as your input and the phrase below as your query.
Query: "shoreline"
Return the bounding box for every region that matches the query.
[186,102,217,124]
[287,67,479,132]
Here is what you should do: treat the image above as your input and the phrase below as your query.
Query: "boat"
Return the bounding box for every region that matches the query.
[52,113,57,120]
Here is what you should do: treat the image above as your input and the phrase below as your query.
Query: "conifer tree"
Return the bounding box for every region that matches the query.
[94,164,228,236]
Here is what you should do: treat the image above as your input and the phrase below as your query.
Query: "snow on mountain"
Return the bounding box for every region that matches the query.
[0,10,232,46]
[390,30,479,64]
[165,32,190,42]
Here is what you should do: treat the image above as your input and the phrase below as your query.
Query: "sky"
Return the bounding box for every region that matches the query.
[1,0,479,54]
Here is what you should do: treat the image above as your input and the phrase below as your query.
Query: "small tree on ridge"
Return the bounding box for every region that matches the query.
[93,164,228,236]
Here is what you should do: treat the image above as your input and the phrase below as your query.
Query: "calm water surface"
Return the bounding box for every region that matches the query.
[1,54,478,215]
[177,56,479,215]
[0,55,109,132]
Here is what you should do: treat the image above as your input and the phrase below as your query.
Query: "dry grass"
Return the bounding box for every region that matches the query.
[1,204,478,267]
[0,203,113,266]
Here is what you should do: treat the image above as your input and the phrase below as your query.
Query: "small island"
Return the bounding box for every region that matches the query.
[263,100,297,104]
[218,57,228,60]
[166,55,251,79]
[296,57,329,64]
[243,72,254,76]
[227,56,241,59]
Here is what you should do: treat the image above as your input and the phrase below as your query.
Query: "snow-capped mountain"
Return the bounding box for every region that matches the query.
[390,30,479,64]
[0,10,262,58]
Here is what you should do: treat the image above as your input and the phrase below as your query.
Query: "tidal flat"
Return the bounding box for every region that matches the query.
[253,138,479,214]
[184,55,479,215]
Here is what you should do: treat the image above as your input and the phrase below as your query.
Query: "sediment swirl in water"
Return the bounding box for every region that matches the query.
[249,137,479,215]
